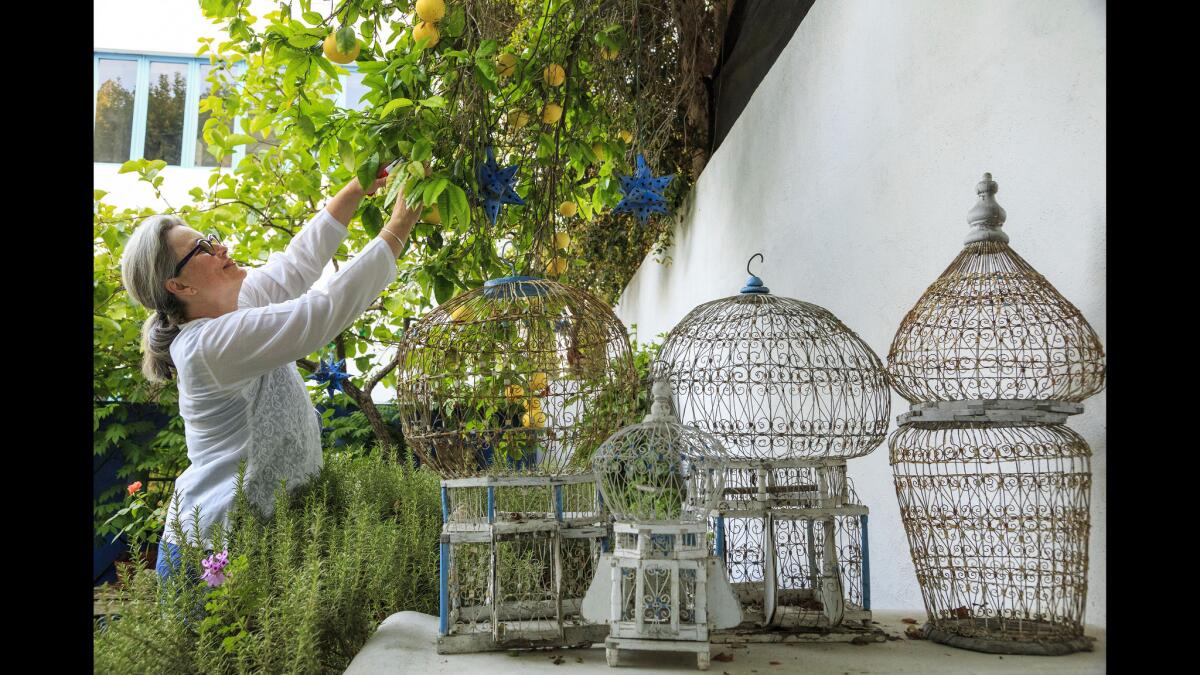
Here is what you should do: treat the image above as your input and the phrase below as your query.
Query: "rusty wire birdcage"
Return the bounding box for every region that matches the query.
[654,256,891,638]
[583,379,742,669]
[397,273,640,653]
[886,173,1105,655]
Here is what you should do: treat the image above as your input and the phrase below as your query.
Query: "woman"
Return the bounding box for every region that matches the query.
[119,174,421,579]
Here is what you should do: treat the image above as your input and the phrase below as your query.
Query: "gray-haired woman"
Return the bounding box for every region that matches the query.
[119,175,421,580]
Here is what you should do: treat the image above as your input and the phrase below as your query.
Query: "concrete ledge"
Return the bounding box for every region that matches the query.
[345,610,1105,674]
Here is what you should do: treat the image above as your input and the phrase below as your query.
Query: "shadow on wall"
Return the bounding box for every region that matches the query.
[709,0,816,154]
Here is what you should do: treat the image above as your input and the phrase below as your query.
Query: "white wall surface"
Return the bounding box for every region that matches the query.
[616,0,1106,625]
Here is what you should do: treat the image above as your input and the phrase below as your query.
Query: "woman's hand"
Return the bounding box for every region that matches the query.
[325,175,388,226]
[387,184,423,229]
[378,185,423,258]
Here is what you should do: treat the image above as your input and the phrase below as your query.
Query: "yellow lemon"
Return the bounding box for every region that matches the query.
[553,232,571,250]
[530,372,548,391]
[618,129,633,144]
[413,21,440,48]
[543,63,566,87]
[547,257,568,275]
[542,102,563,124]
[496,52,517,78]
[449,305,470,322]
[591,143,605,161]
[600,45,619,60]
[415,0,446,23]
[423,203,441,225]
[504,384,525,402]
[323,33,360,64]
[557,201,577,218]
[510,109,530,129]
[522,409,547,428]
[522,397,542,411]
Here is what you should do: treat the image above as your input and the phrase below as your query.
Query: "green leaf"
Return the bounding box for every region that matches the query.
[378,97,413,117]
[433,275,454,305]
[357,152,381,191]
[423,177,448,206]
[447,184,469,227]
[290,33,321,48]
[117,159,143,174]
[301,10,323,25]
[362,204,383,236]
[475,40,498,58]
[336,25,357,54]
[418,96,446,108]
[339,140,356,174]
[93,189,108,201]
[225,133,258,146]
[444,6,465,37]
[411,139,432,162]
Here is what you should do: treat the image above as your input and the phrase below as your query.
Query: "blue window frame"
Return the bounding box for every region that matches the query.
[95,50,362,169]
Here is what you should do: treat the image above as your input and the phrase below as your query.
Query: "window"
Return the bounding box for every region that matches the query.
[94,52,366,168]
[144,61,188,165]
[94,52,241,169]
[94,58,138,163]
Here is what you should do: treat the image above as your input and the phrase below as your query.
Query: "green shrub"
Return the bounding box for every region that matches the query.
[93,449,442,674]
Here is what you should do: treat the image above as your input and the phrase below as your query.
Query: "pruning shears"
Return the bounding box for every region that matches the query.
[376,158,401,179]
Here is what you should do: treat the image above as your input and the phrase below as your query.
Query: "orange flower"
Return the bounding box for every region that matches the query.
[127,481,143,495]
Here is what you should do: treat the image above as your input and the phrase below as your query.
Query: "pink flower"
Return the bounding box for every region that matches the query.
[201,549,230,587]
[127,481,143,495]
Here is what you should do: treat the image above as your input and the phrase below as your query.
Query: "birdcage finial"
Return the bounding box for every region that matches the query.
[644,377,675,423]
[740,253,771,294]
[964,172,1009,245]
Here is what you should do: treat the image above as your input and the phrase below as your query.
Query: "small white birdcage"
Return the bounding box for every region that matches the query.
[582,379,742,670]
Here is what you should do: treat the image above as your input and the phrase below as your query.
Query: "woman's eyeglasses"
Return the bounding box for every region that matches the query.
[174,234,222,277]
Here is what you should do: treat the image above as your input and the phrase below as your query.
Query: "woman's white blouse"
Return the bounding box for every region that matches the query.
[163,209,396,546]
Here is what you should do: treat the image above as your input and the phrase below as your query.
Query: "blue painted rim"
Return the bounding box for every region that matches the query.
[483,275,549,298]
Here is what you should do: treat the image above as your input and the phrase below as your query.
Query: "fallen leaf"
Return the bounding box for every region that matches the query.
[575,657,583,663]
[769,661,782,665]
[905,625,926,640]
[552,655,564,665]
[901,618,918,624]
[713,652,734,662]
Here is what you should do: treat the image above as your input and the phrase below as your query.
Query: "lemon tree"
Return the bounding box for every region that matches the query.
[94,0,724,466]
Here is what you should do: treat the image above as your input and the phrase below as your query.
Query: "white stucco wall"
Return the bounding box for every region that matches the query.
[615,0,1106,626]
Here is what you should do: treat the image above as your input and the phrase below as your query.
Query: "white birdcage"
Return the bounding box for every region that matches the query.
[582,379,742,670]
[654,255,891,636]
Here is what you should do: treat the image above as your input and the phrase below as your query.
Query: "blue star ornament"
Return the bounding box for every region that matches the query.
[308,353,351,398]
[476,147,525,224]
[613,154,673,224]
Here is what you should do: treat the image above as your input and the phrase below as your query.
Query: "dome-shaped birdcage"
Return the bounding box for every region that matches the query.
[654,256,891,461]
[887,173,1106,404]
[397,274,640,478]
[593,379,729,523]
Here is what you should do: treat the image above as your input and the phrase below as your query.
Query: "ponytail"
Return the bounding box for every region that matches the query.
[120,215,190,383]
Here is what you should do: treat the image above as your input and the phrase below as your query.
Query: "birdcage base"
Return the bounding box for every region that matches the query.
[605,636,713,670]
[436,622,611,654]
[922,620,1095,656]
